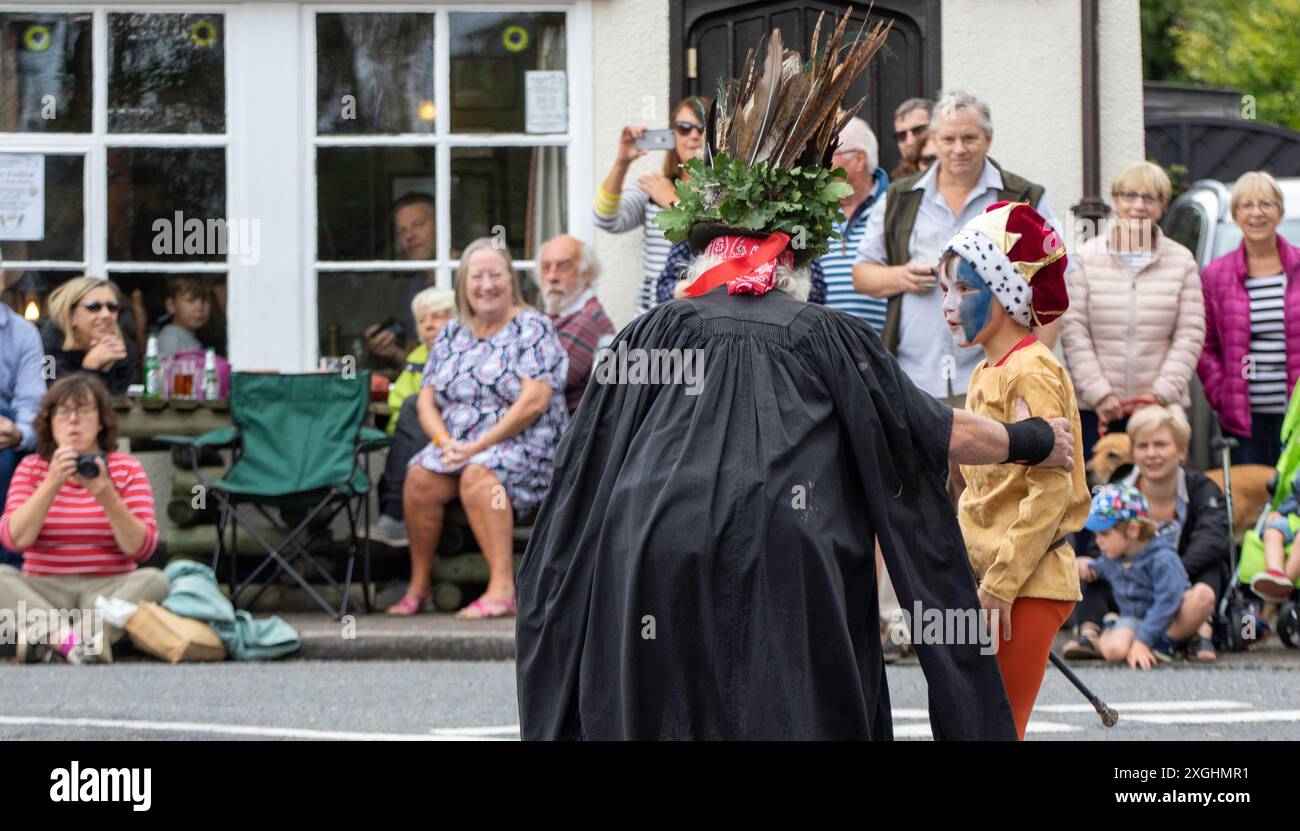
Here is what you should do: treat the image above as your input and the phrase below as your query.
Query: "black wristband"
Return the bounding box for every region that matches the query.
[1003,417,1055,465]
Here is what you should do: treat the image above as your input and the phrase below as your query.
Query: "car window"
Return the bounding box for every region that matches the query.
[1163,204,1205,258]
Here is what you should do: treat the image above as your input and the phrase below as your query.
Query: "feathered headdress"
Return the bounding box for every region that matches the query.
[657,11,891,297]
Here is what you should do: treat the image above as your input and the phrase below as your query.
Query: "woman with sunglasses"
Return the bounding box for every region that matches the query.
[43,277,140,395]
[593,96,710,316]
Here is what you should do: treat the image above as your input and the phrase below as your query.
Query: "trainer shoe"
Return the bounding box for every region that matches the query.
[365,514,409,548]
[1250,569,1295,603]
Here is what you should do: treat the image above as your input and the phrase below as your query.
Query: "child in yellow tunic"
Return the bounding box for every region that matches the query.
[938,202,1091,740]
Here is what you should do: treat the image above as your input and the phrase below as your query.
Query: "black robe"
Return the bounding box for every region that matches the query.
[516,286,1016,740]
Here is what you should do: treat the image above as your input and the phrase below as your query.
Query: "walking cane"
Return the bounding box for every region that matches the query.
[1049,651,1119,727]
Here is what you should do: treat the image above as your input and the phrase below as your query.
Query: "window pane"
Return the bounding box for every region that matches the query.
[450,12,566,133]
[0,153,84,261]
[316,13,435,135]
[0,269,82,329]
[108,13,225,133]
[111,272,228,356]
[317,146,435,261]
[0,13,93,132]
[107,147,227,262]
[450,146,565,260]
[317,270,435,362]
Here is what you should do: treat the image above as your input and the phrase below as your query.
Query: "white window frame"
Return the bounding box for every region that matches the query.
[304,2,592,368]
[0,1,593,371]
[0,3,234,292]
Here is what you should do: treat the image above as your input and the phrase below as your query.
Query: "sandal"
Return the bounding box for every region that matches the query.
[456,597,517,620]
[1189,635,1217,662]
[1062,628,1101,660]
[386,592,432,616]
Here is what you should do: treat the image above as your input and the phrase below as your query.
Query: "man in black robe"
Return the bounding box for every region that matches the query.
[515,283,1075,740]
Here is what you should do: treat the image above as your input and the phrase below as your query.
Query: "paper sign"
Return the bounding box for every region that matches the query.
[0,153,44,241]
[525,70,567,134]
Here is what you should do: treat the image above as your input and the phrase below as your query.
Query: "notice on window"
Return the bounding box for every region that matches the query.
[525,70,567,134]
[0,153,44,241]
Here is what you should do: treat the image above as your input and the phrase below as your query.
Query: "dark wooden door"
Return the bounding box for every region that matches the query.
[673,0,940,175]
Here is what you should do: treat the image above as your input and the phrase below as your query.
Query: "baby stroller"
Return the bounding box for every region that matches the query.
[1226,384,1300,648]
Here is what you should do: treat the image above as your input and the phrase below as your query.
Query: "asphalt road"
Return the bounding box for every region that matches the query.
[3,659,1299,741]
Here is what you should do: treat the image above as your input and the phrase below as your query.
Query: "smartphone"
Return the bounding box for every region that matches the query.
[635,129,676,151]
[376,317,406,340]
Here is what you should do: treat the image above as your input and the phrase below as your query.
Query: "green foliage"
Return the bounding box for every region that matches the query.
[1141,1,1189,82]
[656,154,853,259]
[1167,0,1300,130]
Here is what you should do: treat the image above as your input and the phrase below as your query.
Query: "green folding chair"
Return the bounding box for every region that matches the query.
[158,372,391,619]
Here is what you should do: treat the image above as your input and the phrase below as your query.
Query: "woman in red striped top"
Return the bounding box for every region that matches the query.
[0,374,167,662]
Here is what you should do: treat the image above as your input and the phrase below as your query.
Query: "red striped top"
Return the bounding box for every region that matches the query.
[0,452,159,576]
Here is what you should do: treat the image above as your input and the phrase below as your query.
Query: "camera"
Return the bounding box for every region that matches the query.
[75,453,106,478]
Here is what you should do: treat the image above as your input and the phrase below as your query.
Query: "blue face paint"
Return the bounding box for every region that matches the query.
[957,259,994,343]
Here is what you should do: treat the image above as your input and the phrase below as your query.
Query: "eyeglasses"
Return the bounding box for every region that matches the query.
[53,403,96,420]
[1114,191,1163,206]
[1237,200,1280,214]
[673,120,705,137]
[78,300,121,313]
[893,124,928,143]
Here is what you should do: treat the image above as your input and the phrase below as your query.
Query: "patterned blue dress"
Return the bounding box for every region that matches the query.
[409,307,569,517]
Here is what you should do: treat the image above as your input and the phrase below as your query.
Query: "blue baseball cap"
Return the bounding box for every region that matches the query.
[1084,483,1149,532]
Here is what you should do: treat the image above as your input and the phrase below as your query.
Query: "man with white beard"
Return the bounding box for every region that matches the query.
[538,235,615,414]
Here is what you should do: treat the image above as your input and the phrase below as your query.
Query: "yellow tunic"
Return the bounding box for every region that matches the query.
[959,338,1089,603]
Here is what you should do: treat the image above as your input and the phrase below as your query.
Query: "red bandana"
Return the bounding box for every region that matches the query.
[683,231,793,298]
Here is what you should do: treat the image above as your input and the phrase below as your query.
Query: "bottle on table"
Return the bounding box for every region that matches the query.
[144,333,162,399]
[203,347,219,401]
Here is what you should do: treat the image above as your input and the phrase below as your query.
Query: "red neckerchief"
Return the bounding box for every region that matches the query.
[683,231,793,298]
[993,333,1038,367]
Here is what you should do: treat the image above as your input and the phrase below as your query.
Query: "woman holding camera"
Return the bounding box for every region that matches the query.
[0,375,167,663]
[593,96,710,316]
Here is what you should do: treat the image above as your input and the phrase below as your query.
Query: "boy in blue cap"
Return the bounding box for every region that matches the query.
[1078,483,1214,668]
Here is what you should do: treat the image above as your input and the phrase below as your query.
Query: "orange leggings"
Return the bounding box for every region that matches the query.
[995,597,1075,741]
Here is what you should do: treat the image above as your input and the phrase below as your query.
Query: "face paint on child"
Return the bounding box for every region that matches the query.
[939,256,995,346]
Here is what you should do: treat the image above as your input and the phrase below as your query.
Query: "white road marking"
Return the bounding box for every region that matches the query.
[0,715,503,741]
[1035,700,1250,713]
[1123,709,1300,725]
[894,720,1080,738]
[429,724,520,736]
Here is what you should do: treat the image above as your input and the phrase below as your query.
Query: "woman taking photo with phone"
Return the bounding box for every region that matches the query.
[0,374,166,663]
[593,96,710,316]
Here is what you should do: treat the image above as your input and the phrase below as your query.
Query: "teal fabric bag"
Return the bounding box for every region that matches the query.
[162,560,301,660]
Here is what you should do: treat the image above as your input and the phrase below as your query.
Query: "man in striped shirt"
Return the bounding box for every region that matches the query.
[817,117,890,330]
[0,375,167,662]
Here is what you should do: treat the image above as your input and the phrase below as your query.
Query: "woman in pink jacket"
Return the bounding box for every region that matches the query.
[1062,162,1206,458]
[1198,171,1300,466]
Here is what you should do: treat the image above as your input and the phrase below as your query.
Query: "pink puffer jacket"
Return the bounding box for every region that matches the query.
[1061,229,1205,410]
[1197,234,1300,437]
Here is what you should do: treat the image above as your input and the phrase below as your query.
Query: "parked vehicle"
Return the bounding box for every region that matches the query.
[1163,177,1300,268]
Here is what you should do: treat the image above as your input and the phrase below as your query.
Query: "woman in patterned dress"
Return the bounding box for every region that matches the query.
[388,238,569,619]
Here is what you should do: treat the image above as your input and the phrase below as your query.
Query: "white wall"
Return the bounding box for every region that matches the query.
[588,0,670,329]
[941,0,1144,245]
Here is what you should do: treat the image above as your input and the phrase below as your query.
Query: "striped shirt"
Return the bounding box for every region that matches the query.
[1246,272,1289,413]
[817,168,889,330]
[593,186,674,316]
[0,452,158,575]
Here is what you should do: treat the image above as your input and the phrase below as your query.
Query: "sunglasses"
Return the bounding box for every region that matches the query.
[78,300,121,313]
[893,124,928,143]
[673,120,705,137]
[919,154,937,166]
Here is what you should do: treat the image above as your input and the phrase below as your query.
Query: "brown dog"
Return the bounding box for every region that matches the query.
[1084,431,1274,542]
